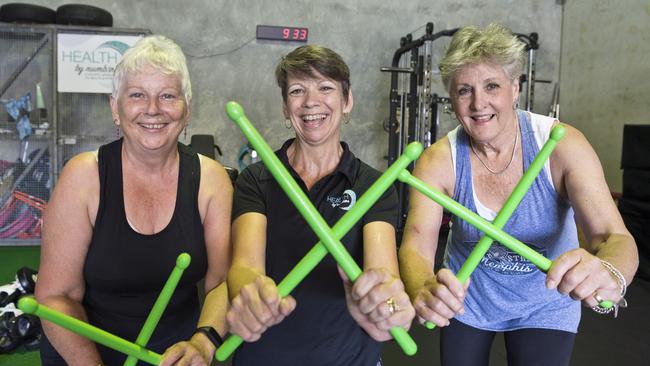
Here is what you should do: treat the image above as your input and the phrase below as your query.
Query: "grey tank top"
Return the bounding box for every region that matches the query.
[444,110,581,332]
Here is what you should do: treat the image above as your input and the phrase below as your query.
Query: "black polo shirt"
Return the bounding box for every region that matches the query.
[232,138,398,366]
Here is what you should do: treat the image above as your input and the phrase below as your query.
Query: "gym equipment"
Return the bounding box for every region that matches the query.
[55,4,113,27]
[0,267,39,353]
[122,253,191,366]
[516,32,552,112]
[187,134,239,184]
[381,23,457,231]
[0,304,23,353]
[18,253,191,365]
[0,3,56,24]
[0,148,49,240]
[216,101,419,360]
[382,23,457,167]
[0,267,37,307]
[19,297,162,364]
[188,134,223,159]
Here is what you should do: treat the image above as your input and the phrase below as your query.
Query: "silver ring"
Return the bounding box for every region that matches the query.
[593,292,604,304]
[591,292,614,315]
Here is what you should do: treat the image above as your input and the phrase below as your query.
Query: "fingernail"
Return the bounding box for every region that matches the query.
[546,280,556,289]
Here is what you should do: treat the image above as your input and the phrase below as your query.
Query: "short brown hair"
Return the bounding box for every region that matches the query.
[275,45,350,103]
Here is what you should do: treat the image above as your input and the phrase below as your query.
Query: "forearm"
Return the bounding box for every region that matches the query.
[39,295,102,365]
[398,246,435,300]
[181,282,230,358]
[398,202,442,300]
[198,282,228,335]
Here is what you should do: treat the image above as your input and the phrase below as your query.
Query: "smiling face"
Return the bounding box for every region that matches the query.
[283,69,353,147]
[449,62,519,143]
[110,64,190,151]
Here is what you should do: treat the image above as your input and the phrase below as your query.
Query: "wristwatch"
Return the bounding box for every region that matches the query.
[195,326,223,348]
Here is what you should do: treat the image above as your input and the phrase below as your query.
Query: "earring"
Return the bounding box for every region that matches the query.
[184,127,187,140]
[343,113,350,125]
[513,101,519,110]
[284,119,292,129]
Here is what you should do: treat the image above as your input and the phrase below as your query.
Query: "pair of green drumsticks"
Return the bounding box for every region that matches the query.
[19,102,611,364]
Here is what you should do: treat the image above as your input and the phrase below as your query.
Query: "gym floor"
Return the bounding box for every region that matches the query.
[382,278,650,365]
[1,246,648,365]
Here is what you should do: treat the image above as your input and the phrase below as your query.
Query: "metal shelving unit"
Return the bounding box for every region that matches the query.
[0,23,149,245]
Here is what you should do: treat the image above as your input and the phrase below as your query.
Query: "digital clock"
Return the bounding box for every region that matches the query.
[256,25,309,42]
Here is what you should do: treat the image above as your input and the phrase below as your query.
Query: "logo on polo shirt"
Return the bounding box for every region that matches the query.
[326,189,357,211]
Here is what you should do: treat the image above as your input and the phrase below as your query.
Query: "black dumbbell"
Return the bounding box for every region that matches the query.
[0,267,37,307]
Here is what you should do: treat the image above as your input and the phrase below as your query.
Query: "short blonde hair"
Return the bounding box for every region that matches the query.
[439,23,525,90]
[112,35,192,103]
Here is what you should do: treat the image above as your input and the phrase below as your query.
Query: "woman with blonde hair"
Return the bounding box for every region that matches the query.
[36,35,232,365]
[399,24,637,365]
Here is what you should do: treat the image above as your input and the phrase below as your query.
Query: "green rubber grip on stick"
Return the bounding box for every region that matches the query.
[216,102,418,360]
[18,296,162,365]
[124,253,191,366]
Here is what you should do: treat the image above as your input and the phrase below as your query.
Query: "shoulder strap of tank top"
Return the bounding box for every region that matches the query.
[95,139,123,225]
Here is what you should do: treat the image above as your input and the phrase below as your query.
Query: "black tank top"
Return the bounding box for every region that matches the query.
[82,139,207,364]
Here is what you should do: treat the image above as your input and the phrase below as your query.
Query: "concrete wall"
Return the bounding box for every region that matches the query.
[560,0,650,192]
[3,0,563,172]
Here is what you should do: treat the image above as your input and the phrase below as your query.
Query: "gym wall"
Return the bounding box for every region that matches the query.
[4,0,563,173]
[560,0,650,192]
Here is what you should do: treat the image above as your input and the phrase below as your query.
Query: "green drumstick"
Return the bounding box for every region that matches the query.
[18,296,162,365]
[124,253,191,366]
[216,101,418,360]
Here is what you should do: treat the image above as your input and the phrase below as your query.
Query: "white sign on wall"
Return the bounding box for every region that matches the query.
[57,33,143,93]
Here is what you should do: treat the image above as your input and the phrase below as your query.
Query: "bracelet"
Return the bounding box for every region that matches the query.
[600,260,627,297]
[591,260,628,317]
[195,326,224,349]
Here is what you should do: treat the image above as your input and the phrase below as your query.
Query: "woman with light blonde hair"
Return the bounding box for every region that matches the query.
[400,23,637,365]
[36,35,232,366]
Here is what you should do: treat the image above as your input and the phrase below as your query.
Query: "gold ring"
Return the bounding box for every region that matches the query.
[386,297,401,315]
